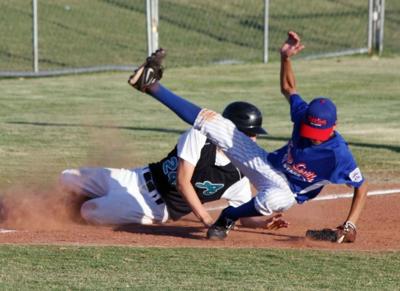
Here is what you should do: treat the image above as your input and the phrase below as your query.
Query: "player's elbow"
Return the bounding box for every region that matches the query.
[281,85,295,99]
[280,85,289,96]
[356,180,369,195]
[176,177,190,194]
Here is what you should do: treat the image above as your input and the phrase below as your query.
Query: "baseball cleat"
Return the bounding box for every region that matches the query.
[128,48,166,92]
[206,215,235,240]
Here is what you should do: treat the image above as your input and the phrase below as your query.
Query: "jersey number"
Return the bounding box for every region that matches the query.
[162,157,178,185]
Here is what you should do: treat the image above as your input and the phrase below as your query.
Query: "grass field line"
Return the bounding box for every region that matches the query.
[313,188,400,201]
[206,188,400,211]
[0,228,17,233]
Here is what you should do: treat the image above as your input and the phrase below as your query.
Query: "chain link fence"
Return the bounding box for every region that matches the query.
[0,0,398,77]
[384,0,400,56]
[0,0,147,76]
[159,0,371,66]
[0,1,33,72]
[269,0,369,59]
[157,0,266,67]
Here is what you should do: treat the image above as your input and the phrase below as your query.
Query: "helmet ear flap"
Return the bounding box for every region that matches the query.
[222,101,267,135]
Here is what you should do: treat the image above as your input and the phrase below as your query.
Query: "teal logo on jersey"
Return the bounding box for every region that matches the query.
[195,181,224,196]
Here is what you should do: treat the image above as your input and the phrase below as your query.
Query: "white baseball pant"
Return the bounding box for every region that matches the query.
[59,167,169,225]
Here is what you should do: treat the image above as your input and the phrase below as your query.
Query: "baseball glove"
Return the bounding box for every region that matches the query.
[306,221,357,243]
[128,48,166,92]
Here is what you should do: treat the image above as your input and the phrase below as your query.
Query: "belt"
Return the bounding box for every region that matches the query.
[143,171,164,205]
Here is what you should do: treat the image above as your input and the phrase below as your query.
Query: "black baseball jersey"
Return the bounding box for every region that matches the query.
[148,140,243,220]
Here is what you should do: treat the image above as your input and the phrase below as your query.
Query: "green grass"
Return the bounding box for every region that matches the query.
[0,246,399,290]
[1,0,399,71]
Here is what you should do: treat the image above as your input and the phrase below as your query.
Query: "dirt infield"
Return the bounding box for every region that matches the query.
[0,184,399,251]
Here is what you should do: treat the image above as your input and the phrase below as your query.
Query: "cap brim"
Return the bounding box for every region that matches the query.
[300,123,333,141]
[247,127,268,135]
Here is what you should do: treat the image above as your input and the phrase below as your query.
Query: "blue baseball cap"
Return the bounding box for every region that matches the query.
[300,97,337,141]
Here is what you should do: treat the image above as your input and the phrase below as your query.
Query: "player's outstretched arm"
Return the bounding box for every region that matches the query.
[344,181,368,227]
[280,31,305,102]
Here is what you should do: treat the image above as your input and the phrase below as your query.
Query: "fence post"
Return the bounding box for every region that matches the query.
[376,0,385,55]
[263,0,269,63]
[367,0,373,54]
[368,0,385,55]
[32,0,39,72]
[146,0,159,56]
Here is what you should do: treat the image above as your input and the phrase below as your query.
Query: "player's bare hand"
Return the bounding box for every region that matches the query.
[264,214,289,230]
[280,31,305,59]
[202,214,214,228]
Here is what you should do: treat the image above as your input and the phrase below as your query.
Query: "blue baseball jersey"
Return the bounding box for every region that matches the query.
[267,94,364,203]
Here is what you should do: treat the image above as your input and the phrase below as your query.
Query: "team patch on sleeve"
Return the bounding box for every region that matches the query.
[349,167,363,183]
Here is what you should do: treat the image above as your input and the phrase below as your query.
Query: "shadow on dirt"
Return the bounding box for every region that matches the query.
[235,227,304,242]
[114,224,206,240]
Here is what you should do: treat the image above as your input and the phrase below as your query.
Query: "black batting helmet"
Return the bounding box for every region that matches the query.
[222,101,268,135]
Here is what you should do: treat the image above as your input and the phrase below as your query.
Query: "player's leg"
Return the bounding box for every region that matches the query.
[80,191,168,225]
[207,171,296,240]
[208,185,296,240]
[225,183,296,219]
[148,83,202,125]
[59,168,113,198]
[79,167,169,225]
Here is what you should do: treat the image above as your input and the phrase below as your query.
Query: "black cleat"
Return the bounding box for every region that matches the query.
[207,213,236,241]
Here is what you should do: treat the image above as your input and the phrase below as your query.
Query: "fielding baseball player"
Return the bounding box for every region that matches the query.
[128,31,368,243]
[60,102,288,230]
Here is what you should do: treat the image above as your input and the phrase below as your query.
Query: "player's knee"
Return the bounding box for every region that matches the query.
[256,194,296,214]
[267,197,296,213]
[59,169,81,192]
[80,200,99,224]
